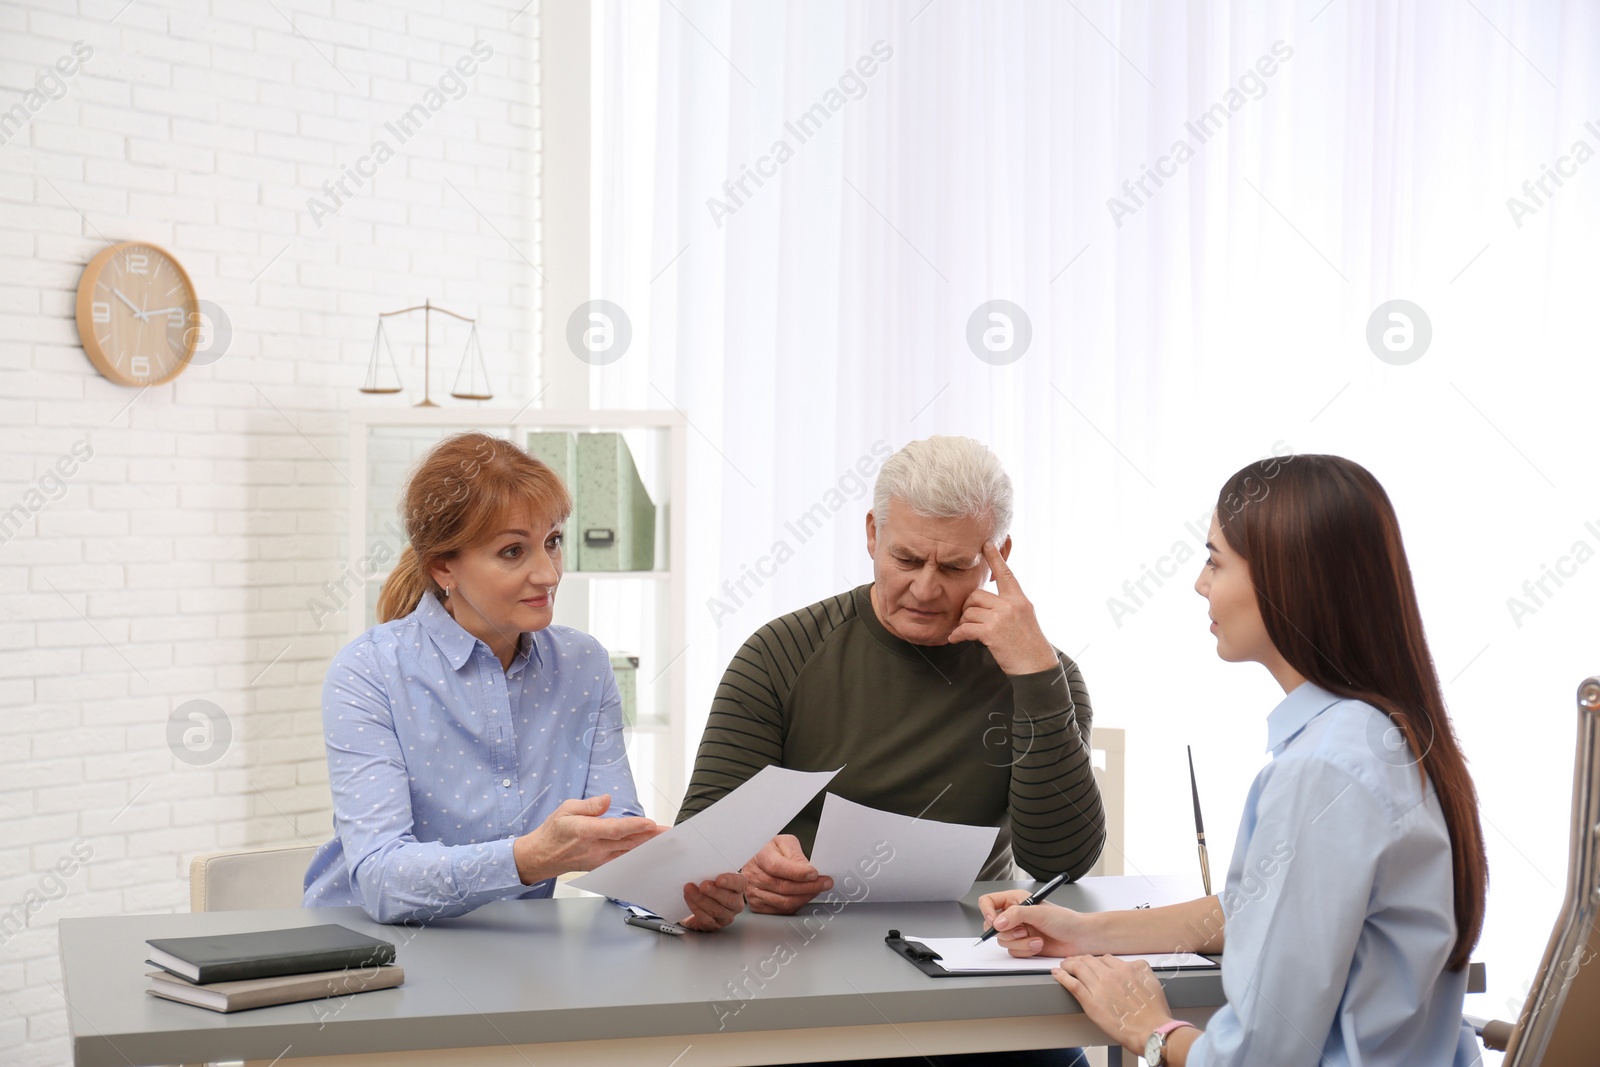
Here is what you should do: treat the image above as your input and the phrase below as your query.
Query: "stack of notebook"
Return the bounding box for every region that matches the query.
[144,924,403,1013]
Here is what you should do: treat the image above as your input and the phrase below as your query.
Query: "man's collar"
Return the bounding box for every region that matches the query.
[414,592,539,672]
[852,584,969,663]
[1265,679,1343,753]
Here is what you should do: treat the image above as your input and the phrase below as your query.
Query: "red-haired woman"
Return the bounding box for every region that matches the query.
[980,455,1488,1066]
[303,432,744,930]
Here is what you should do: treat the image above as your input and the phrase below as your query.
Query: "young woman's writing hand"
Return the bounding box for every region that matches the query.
[977,890,1105,957]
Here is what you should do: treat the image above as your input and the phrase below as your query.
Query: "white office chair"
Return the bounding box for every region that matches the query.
[1078,728,1127,1067]
[1086,727,1126,877]
[180,846,321,1067]
[188,844,319,913]
[1468,675,1600,1064]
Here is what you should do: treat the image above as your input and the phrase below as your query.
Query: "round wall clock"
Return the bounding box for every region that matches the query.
[74,241,200,387]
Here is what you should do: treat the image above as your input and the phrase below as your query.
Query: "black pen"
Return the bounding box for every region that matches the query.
[975,871,1070,945]
[1189,744,1212,896]
[625,914,686,937]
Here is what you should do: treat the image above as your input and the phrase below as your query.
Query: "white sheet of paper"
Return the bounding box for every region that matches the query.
[809,793,1000,903]
[570,765,839,920]
[900,935,1216,973]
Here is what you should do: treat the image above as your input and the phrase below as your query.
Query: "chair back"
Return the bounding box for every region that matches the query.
[1501,677,1600,1065]
[189,845,320,912]
[1086,727,1125,877]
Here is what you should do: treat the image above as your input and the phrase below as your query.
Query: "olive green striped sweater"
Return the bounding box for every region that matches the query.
[678,584,1106,881]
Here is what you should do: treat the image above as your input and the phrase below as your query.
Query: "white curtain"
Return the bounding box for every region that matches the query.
[594,0,1600,1042]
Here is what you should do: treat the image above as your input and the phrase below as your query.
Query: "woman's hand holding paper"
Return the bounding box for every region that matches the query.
[513,794,664,885]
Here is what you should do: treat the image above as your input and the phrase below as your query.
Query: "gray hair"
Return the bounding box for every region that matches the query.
[872,436,1014,543]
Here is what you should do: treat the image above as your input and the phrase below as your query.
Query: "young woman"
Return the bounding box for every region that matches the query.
[980,455,1487,1066]
[303,432,745,930]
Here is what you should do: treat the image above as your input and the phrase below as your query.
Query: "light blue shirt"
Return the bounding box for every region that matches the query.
[302,592,643,923]
[1188,681,1482,1067]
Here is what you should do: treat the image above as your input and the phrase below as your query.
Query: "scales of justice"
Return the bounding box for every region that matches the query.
[361,299,493,406]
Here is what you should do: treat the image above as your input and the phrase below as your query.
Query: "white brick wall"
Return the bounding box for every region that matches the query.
[0,1,542,1061]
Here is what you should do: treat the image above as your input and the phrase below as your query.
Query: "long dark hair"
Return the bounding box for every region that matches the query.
[1216,454,1487,971]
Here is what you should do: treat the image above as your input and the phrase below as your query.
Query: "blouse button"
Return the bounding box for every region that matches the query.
[502,778,512,787]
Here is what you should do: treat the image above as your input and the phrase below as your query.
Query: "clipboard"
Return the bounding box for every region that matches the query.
[885,929,1046,978]
[883,929,1220,978]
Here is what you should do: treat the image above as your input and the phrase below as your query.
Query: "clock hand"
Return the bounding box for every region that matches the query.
[113,288,145,319]
[143,306,186,320]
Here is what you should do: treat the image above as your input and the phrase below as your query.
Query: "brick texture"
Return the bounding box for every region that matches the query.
[0,2,542,1060]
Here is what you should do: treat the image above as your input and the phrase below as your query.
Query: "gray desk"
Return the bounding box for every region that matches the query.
[59,876,1224,1067]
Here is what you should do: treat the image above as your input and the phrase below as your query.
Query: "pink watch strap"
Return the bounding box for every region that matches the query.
[1156,1020,1196,1037]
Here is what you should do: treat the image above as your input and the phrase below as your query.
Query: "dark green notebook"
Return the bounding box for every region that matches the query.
[146,924,396,984]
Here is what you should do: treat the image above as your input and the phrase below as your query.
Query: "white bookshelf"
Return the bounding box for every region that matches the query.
[346,407,690,818]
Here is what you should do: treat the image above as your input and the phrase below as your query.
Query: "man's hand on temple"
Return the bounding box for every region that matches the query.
[947,542,1060,675]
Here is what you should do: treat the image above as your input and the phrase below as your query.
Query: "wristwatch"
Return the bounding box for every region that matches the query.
[1145,1019,1196,1066]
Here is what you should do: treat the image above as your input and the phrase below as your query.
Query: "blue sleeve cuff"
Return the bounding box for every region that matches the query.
[459,836,526,897]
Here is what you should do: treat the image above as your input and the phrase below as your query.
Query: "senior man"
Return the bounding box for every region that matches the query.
[679,435,1105,918]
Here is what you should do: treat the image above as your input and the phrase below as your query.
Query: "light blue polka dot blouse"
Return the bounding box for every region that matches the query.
[302,591,643,924]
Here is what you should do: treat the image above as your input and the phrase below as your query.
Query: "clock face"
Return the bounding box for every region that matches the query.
[75,242,199,387]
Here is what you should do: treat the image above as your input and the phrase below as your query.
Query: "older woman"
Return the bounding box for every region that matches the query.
[303,432,744,930]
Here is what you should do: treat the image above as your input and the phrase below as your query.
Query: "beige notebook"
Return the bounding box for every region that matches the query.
[145,964,404,1013]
